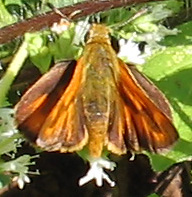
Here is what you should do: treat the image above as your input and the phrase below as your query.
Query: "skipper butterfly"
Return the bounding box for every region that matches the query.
[15,24,178,158]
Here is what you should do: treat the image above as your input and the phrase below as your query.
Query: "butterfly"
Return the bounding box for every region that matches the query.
[15,23,178,158]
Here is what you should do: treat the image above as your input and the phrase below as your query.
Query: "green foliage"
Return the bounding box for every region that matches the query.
[147,194,160,197]
[25,31,52,73]
[0,41,28,107]
[105,0,183,40]
[48,22,83,61]
[0,0,16,27]
[25,22,83,73]
[0,108,36,189]
[142,20,192,171]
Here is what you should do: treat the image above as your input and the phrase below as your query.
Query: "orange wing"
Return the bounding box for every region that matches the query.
[107,59,178,154]
[15,60,88,152]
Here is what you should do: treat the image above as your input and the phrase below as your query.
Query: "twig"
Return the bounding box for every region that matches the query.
[0,0,166,44]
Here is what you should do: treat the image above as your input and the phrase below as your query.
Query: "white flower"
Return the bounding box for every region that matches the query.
[79,157,116,187]
[13,174,30,189]
[51,18,71,34]
[118,38,150,65]
[73,20,90,45]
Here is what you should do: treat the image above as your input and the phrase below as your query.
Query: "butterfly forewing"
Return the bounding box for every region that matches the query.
[16,62,70,123]
[36,58,88,152]
[15,60,88,151]
[127,64,172,118]
[116,59,179,153]
[15,62,73,140]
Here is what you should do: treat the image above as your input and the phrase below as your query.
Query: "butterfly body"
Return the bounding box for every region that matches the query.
[81,29,120,157]
[15,24,178,158]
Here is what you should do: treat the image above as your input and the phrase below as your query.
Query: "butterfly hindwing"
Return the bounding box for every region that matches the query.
[106,100,127,155]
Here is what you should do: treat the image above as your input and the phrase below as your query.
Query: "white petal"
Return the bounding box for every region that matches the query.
[79,158,116,187]
[51,19,70,34]
[17,178,24,189]
[118,39,147,65]
[23,175,30,183]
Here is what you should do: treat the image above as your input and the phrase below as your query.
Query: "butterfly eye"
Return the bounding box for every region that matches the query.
[110,36,120,53]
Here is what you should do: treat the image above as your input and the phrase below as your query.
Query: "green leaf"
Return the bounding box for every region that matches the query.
[0,40,21,59]
[0,174,11,189]
[143,46,192,142]
[162,21,192,46]
[141,21,192,170]
[147,193,159,197]
[0,135,19,154]
[25,31,52,73]
[145,139,192,171]
[0,155,36,176]
[0,0,16,27]
[0,108,22,154]
[146,152,175,171]
[46,0,84,8]
[49,23,82,61]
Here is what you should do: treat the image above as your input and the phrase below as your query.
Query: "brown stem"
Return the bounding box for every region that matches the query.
[0,0,166,44]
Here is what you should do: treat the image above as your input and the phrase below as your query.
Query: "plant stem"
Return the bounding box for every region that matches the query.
[0,41,28,107]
